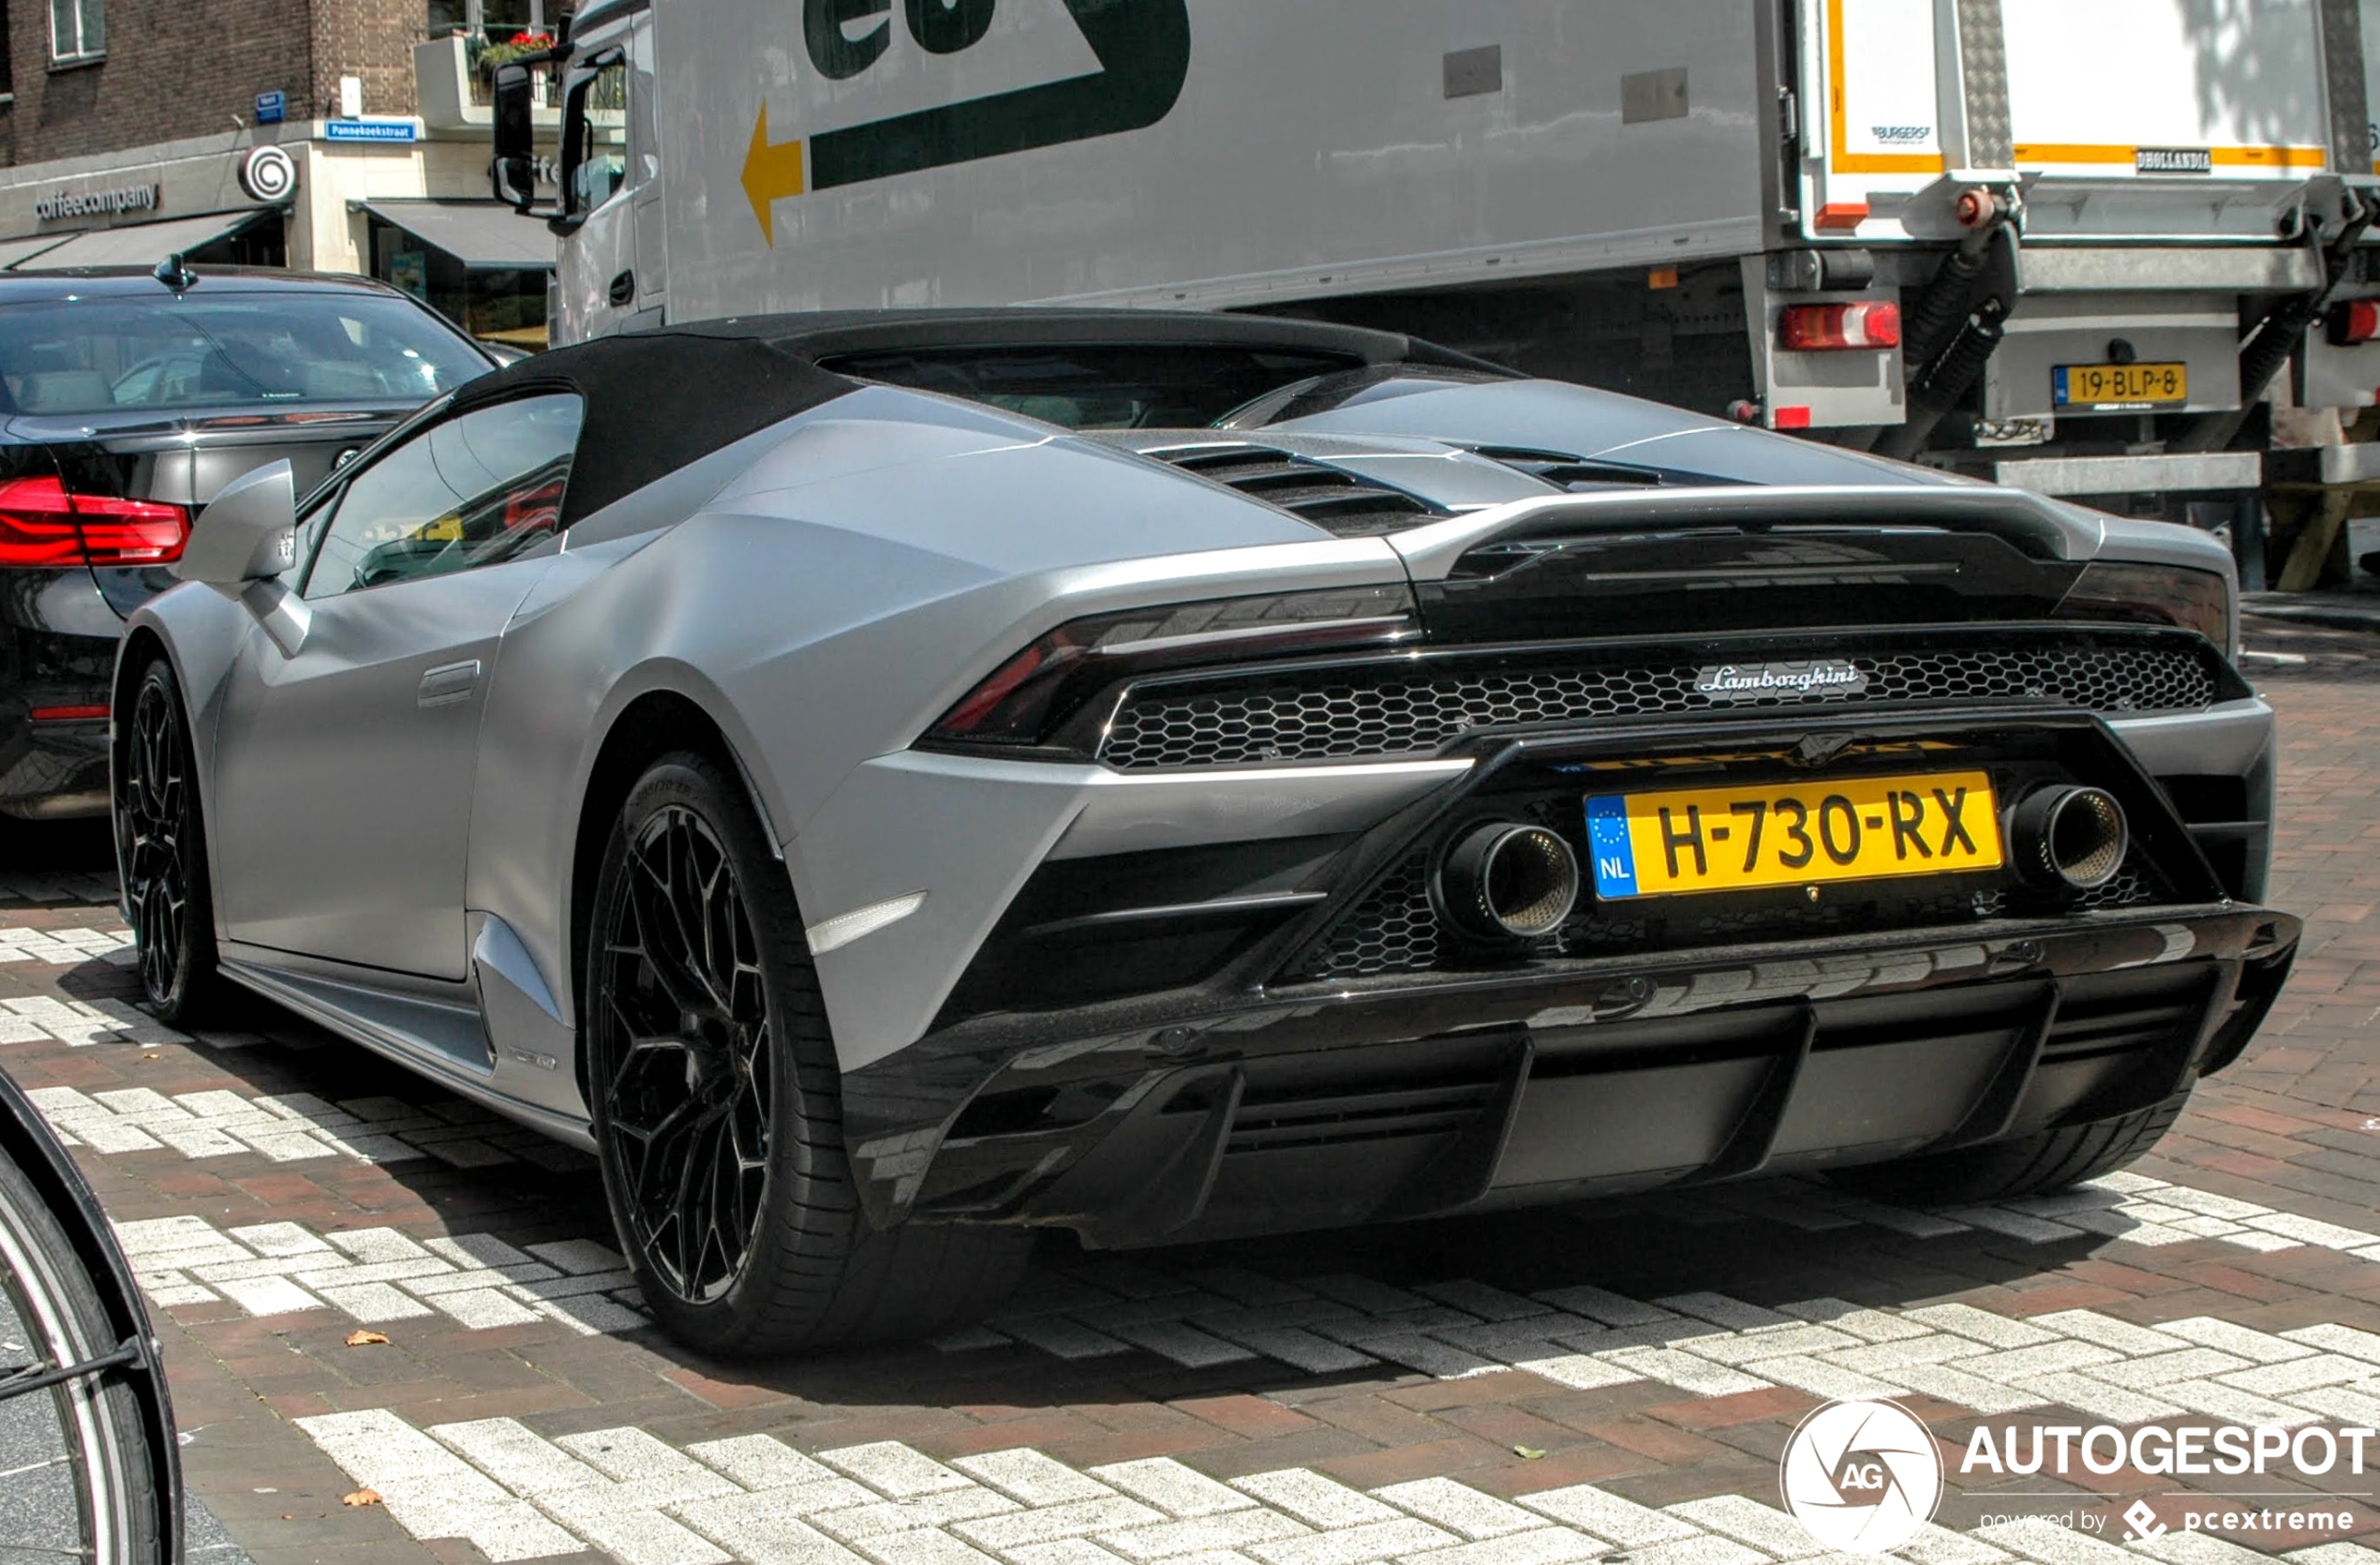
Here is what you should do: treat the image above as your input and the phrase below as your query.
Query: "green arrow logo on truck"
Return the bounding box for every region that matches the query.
[742,0,1191,241]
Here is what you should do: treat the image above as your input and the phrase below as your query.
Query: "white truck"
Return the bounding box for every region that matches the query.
[491,0,2380,539]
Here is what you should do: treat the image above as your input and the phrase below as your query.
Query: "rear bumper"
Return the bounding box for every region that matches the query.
[0,669,116,822]
[838,697,2291,1245]
[0,565,125,820]
[0,718,111,818]
[846,902,2295,1246]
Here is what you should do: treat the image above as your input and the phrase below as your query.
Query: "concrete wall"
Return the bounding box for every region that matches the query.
[292,138,426,270]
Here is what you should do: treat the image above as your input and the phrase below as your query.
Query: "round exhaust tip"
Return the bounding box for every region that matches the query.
[2012,785,2128,890]
[1437,823,1581,940]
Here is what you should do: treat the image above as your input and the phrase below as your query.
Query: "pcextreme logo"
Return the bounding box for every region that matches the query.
[1778,1399,1943,1553]
[742,0,1193,239]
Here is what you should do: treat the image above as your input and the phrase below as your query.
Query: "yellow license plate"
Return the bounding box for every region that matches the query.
[1584,770,2003,899]
[2054,361,2187,408]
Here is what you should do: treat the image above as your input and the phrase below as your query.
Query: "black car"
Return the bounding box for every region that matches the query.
[0,265,495,819]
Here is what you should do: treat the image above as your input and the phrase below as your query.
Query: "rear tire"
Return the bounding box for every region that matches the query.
[1825,1088,2193,1206]
[114,658,222,1026]
[584,751,1030,1357]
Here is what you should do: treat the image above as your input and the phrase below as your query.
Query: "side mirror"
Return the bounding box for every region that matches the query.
[177,461,296,587]
[492,64,537,211]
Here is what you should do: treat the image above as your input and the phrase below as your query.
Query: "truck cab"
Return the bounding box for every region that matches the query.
[537,0,663,337]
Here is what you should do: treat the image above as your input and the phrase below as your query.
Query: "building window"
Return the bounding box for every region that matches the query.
[432,0,543,43]
[49,0,101,64]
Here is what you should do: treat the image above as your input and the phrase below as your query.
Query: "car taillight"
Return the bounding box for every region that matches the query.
[2053,560,2232,655]
[2327,299,2380,347]
[1778,301,1902,351]
[0,476,191,568]
[928,584,1420,750]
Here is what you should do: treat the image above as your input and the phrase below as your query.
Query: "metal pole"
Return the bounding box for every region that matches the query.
[2234,495,2267,593]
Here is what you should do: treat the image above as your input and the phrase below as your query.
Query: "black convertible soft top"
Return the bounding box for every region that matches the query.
[448,309,1507,528]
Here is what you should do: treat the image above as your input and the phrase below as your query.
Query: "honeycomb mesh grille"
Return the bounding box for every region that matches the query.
[1286,850,2165,982]
[1101,644,2218,769]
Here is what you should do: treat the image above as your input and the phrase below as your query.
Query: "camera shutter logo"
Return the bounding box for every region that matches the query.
[1778,1398,1942,1552]
[238,145,299,203]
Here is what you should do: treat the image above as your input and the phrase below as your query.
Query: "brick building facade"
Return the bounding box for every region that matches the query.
[0,0,422,169]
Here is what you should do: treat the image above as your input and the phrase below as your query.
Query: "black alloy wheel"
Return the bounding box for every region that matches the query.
[114,661,218,1024]
[584,751,1030,1356]
[593,801,772,1304]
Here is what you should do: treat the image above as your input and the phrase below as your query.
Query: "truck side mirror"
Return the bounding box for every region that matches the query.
[491,63,536,211]
[177,461,296,588]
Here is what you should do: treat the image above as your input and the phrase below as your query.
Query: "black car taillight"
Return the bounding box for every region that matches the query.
[0,476,191,568]
[2052,561,2231,655]
[929,584,1421,750]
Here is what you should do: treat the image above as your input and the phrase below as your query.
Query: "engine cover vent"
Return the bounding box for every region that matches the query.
[1468,445,1673,490]
[1140,441,1447,537]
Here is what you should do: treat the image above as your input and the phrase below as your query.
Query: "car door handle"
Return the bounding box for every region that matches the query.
[608,269,635,307]
[418,660,482,708]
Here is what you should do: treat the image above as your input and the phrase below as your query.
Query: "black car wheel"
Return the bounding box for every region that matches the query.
[115,660,219,1024]
[585,751,1029,1356]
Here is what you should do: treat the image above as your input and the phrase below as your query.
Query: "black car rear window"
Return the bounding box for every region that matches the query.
[819,344,1361,429]
[0,292,491,415]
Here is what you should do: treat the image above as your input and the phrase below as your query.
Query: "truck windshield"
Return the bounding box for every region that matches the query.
[0,291,493,415]
[822,345,1361,429]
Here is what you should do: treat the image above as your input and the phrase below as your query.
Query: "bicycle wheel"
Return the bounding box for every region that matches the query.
[0,1076,175,1565]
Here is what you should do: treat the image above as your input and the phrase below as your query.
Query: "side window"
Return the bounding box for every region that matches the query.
[304,392,583,600]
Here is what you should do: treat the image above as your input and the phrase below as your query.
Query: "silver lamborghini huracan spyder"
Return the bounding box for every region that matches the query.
[112,311,2298,1355]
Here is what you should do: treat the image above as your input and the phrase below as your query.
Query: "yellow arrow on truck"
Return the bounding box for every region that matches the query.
[741,105,804,244]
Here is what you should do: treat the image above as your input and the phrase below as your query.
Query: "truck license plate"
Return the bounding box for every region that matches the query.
[1584,770,2003,899]
[2053,362,2188,409]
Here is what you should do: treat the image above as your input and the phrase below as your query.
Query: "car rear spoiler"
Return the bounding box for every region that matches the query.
[1388,483,2099,579]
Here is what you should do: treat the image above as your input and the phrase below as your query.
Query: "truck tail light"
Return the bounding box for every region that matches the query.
[0,476,191,568]
[1778,301,1902,351]
[2327,299,2380,347]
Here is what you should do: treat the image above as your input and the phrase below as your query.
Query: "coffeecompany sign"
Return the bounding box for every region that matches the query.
[34,184,157,222]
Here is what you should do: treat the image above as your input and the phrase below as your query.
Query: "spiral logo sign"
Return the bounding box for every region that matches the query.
[1778,1399,1942,1553]
[237,145,298,203]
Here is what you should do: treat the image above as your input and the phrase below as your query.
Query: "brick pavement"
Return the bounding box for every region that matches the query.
[2,627,2379,1565]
